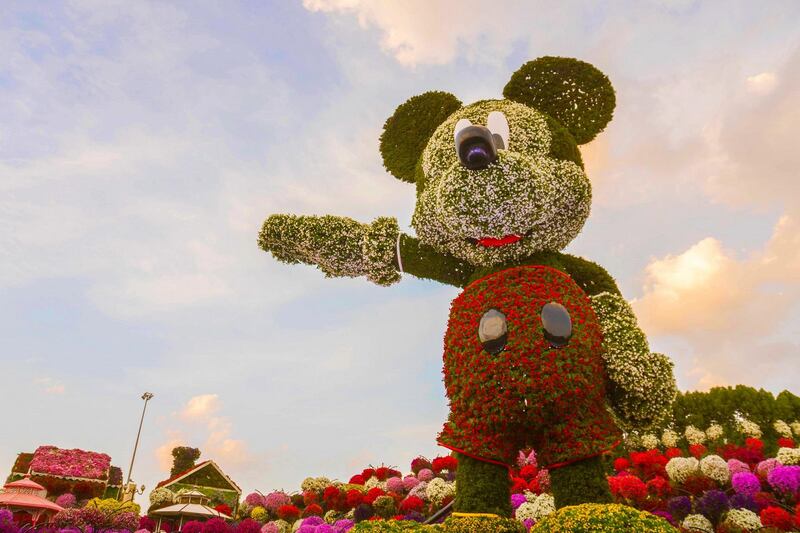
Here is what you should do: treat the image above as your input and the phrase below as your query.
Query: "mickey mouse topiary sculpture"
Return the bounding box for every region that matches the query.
[259,56,677,515]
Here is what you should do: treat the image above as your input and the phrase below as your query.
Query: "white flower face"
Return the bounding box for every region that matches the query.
[414,99,591,266]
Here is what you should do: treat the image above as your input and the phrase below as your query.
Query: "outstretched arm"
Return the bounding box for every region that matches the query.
[258,214,401,286]
[561,254,677,430]
[397,234,473,287]
[258,215,471,288]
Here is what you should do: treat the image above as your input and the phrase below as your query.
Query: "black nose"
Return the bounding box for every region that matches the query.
[455,125,498,170]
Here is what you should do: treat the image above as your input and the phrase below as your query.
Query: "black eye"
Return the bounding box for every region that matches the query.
[541,302,572,348]
[479,309,507,355]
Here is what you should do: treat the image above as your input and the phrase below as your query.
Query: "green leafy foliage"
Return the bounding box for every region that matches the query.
[549,456,612,509]
[452,453,512,517]
[531,503,678,532]
[398,235,472,287]
[466,252,620,296]
[380,91,462,183]
[503,56,615,144]
[655,386,800,454]
[178,465,235,491]
[171,446,201,477]
[170,482,239,508]
[544,115,584,168]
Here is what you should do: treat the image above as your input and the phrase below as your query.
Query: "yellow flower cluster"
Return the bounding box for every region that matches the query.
[530,503,677,532]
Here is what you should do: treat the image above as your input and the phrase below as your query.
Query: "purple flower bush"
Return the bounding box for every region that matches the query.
[263,491,290,512]
[244,493,266,508]
[0,509,18,533]
[695,490,729,525]
[55,493,77,508]
[731,472,761,496]
[666,495,692,521]
[767,464,800,495]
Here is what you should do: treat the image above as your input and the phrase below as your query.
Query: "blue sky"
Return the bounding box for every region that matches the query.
[1,0,799,501]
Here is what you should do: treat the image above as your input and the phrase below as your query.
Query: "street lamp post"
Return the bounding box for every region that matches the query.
[125,392,154,493]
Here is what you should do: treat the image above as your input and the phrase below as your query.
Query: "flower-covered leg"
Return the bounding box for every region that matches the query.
[453,453,512,517]
[549,456,612,508]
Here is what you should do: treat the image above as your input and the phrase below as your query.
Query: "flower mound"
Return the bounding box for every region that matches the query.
[530,503,677,532]
[29,445,111,480]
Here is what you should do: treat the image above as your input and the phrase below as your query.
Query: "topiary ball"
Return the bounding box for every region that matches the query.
[531,503,678,532]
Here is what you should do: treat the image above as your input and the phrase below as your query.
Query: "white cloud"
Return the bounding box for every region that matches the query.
[634,215,800,390]
[746,72,778,94]
[154,435,186,471]
[155,394,253,477]
[302,0,574,66]
[705,51,800,211]
[182,394,220,419]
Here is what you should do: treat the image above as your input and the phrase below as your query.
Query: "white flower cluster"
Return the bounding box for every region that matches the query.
[641,434,660,450]
[415,99,592,266]
[776,447,800,465]
[148,487,175,506]
[685,425,707,445]
[774,419,792,438]
[791,420,800,436]
[737,419,762,438]
[275,520,292,533]
[591,292,676,429]
[408,480,428,501]
[624,433,641,450]
[723,509,762,531]
[363,476,388,491]
[515,494,555,522]
[661,429,679,448]
[682,514,714,533]
[258,215,401,286]
[424,478,455,505]
[700,455,729,483]
[666,457,700,483]
[705,423,724,441]
[300,476,331,493]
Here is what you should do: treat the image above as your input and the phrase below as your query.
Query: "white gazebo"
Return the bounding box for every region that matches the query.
[150,490,231,531]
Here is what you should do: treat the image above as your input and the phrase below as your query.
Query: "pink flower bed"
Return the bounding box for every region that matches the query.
[29,446,111,480]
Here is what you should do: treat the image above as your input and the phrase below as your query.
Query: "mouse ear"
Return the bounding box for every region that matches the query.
[380,91,462,183]
[503,56,615,145]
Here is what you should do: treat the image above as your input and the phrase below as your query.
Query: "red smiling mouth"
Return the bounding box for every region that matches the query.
[473,234,522,247]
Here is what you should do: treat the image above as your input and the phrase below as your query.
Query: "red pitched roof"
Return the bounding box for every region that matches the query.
[155,460,240,493]
[156,460,211,488]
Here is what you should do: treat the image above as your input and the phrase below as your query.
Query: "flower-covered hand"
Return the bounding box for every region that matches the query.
[258,214,401,286]
[591,292,677,430]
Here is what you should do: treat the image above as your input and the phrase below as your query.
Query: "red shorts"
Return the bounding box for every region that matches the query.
[437,265,620,468]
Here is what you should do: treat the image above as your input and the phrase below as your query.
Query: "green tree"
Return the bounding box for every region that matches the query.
[170,446,201,477]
